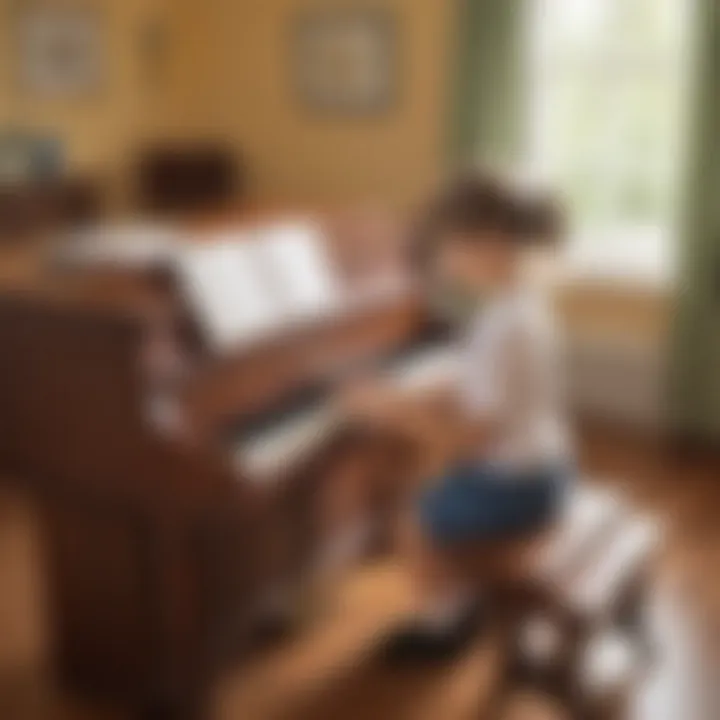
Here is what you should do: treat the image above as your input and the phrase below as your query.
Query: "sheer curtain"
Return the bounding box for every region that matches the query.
[528,0,692,279]
[670,0,720,438]
[449,0,528,169]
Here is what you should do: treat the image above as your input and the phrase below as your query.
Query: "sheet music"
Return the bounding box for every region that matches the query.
[174,232,287,351]
[255,221,342,319]
[174,220,360,350]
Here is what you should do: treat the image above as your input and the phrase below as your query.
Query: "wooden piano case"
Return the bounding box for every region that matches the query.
[0,291,291,717]
[0,286,423,718]
[0,208,447,717]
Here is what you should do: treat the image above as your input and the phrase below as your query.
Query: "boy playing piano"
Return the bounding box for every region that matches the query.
[337,170,571,659]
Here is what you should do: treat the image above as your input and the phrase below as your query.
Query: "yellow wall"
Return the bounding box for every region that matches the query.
[197,0,456,206]
[0,0,204,207]
[1,0,455,208]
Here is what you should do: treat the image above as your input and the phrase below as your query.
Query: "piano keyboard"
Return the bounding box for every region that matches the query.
[383,344,459,391]
[232,343,457,481]
[234,402,338,479]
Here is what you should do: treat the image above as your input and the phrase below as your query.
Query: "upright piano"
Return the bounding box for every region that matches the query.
[0,213,456,718]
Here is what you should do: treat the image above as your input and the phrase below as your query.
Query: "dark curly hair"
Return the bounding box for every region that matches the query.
[413,169,565,268]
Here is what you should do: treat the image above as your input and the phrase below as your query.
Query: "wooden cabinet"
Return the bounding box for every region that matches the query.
[0,179,103,244]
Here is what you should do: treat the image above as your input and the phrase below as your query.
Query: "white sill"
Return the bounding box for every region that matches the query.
[559,257,672,294]
[555,230,674,294]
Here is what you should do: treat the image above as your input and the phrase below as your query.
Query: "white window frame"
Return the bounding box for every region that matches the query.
[526,0,694,286]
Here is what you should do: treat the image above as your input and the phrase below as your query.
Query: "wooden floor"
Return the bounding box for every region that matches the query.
[0,426,717,719]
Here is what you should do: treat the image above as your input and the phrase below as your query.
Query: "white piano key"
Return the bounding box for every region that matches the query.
[236,404,338,479]
[385,346,459,391]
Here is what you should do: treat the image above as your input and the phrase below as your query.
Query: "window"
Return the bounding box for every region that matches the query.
[529,0,693,279]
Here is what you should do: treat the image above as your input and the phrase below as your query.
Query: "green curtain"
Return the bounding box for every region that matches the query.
[670,0,720,439]
[449,0,528,169]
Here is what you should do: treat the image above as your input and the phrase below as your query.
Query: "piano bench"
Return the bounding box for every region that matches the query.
[485,485,660,719]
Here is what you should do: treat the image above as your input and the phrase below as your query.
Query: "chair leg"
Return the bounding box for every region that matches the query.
[510,602,590,711]
[480,612,518,719]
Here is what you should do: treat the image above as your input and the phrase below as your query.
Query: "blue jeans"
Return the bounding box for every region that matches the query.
[418,462,568,546]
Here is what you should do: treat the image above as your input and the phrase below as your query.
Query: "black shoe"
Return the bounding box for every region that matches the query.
[379,602,485,664]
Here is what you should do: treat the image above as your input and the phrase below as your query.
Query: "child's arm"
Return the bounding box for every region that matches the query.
[429,398,497,460]
[337,376,496,459]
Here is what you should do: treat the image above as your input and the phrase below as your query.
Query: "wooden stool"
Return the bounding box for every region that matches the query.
[485,485,660,719]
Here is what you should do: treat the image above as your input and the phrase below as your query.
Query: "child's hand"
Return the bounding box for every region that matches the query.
[338,379,396,423]
[337,379,442,446]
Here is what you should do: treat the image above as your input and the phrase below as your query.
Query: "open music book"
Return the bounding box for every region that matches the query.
[256,221,342,317]
[174,221,344,351]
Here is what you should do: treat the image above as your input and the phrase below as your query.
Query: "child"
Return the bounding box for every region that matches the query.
[342,170,571,659]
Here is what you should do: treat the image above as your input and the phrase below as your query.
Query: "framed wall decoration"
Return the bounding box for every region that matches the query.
[292,7,398,114]
[139,17,170,93]
[0,129,64,182]
[15,3,104,98]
